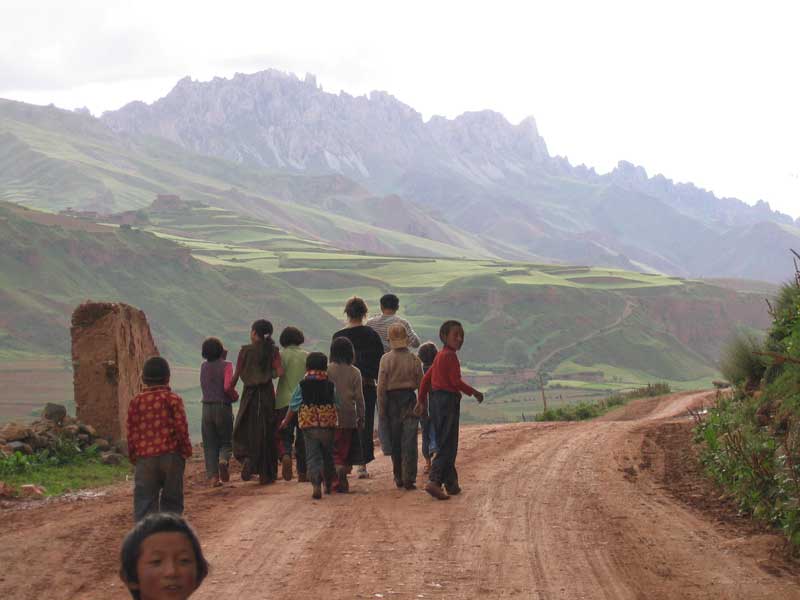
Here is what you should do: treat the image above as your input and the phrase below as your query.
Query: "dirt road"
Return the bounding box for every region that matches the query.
[2,391,798,599]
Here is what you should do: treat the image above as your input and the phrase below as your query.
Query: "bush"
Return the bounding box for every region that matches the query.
[697,260,800,553]
[719,332,766,390]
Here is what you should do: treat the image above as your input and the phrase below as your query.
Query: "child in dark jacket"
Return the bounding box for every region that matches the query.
[200,338,238,487]
[280,352,340,499]
[417,341,438,475]
[127,356,192,521]
[417,320,483,501]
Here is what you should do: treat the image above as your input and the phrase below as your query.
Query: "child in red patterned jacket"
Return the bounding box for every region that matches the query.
[128,356,193,522]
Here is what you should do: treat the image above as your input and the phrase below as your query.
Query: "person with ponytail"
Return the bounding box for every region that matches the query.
[227,319,284,484]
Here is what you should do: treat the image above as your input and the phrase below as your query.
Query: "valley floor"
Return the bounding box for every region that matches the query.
[1,392,798,599]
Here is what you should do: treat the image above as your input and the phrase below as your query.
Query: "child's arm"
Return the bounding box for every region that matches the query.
[376,354,389,420]
[271,347,285,379]
[126,400,138,464]
[417,366,433,414]
[405,321,421,349]
[280,384,303,429]
[354,369,365,429]
[227,350,244,393]
[442,352,483,403]
[169,394,193,459]
[223,361,239,403]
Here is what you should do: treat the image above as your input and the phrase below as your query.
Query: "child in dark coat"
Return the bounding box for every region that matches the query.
[417,341,438,474]
[280,352,340,499]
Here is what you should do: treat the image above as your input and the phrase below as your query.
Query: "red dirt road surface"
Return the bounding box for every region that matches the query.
[2,391,799,599]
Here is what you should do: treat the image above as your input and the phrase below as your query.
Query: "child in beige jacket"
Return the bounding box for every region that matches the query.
[377,324,424,489]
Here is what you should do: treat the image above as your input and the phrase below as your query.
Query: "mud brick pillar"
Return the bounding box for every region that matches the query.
[71,302,159,442]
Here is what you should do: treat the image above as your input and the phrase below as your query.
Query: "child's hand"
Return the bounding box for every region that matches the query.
[278,418,289,430]
[413,402,425,417]
[356,417,364,429]
[474,391,484,404]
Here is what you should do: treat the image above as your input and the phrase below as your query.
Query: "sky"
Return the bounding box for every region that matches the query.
[2,0,798,218]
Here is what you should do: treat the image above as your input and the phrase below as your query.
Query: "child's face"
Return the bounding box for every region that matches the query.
[131,532,199,600]
[444,326,464,351]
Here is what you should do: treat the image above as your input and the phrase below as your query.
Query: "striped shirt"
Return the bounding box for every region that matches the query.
[365,313,421,352]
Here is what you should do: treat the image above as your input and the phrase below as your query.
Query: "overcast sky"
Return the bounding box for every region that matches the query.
[2,0,798,218]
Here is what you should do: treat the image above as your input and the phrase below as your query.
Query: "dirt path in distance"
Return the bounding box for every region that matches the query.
[1,391,798,599]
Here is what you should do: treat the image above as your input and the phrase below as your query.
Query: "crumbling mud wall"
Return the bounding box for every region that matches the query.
[71,302,158,441]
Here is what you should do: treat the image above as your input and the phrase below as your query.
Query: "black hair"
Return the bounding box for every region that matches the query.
[201,337,224,361]
[279,326,305,348]
[251,319,275,371]
[438,320,464,344]
[119,512,208,600]
[418,341,439,367]
[379,293,399,311]
[142,356,170,386]
[344,296,368,321]
[306,351,328,372]
[330,336,355,365]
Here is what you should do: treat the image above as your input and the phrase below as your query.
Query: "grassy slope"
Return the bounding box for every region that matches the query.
[0,202,339,366]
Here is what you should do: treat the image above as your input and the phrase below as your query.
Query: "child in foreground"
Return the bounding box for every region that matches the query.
[417,341,439,474]
[281,352,340,499]
[417,320,484,500]
[200,338,238,487]
[127,356,193,521]
[120,512,209,600]
[274,326,309,482]
[377,324,424,489]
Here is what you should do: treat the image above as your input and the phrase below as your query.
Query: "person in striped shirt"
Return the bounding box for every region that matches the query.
[366,294,421,353]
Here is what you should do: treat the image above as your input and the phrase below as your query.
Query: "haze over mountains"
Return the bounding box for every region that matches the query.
[99,69,800,283]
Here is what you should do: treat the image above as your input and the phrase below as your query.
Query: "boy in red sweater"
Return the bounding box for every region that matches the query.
[416,320,483,500]
[128,356,193,521]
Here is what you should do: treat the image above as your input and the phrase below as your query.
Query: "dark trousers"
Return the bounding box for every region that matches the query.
[280,413,307,475]
[201,402,233,479]
[303,427,335,486]
[386,390,419,484]
[133,453,185,522]
[420,414,434,460]
[358,382,377,464]
[428,390,460,487]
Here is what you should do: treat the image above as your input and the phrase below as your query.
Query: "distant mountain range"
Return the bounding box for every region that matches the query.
[1,68,797,282]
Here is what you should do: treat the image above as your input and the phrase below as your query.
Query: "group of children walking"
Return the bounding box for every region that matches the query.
[125,294,483,524]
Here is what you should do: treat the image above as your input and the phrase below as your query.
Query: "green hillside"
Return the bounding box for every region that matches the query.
[0,202,339,365]
[141,204,771,396]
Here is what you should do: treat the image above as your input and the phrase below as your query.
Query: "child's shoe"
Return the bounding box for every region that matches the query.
[312,482,322,499]
[323,478,333,495]
[357,465,370,479]
[445,483,461,496]
[336,466,349,493]
[241,458,253,481]
[425,481,450,500]
[394,478,404,489]
[209,475,222,488]
[218,461,230,483]
[281,454,293,481]
[404,481,416,490]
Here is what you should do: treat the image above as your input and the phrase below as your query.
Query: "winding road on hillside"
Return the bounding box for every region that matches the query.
[1,391,798,599]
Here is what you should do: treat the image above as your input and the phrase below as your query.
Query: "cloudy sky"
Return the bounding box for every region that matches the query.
[2,0,798,218]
